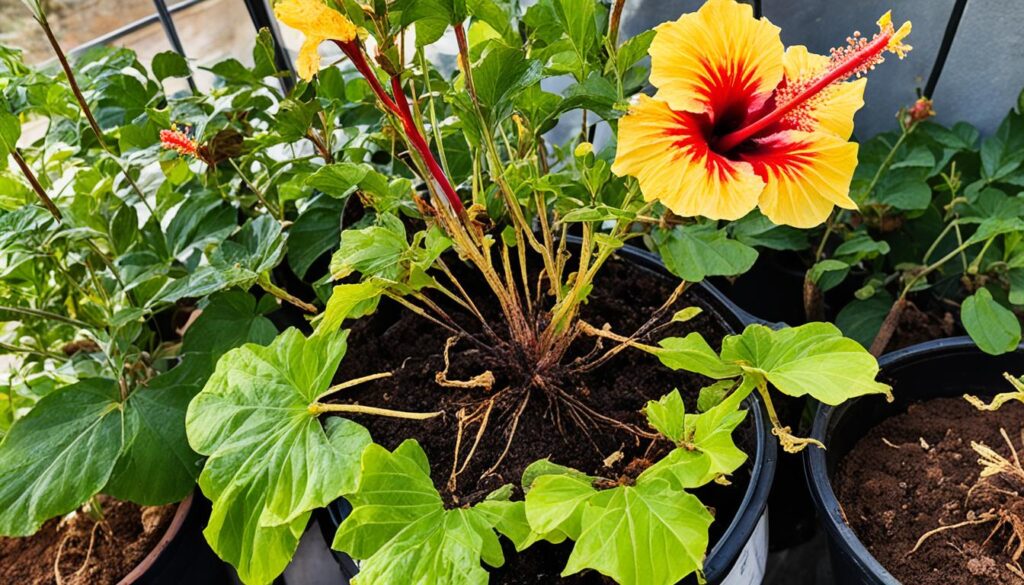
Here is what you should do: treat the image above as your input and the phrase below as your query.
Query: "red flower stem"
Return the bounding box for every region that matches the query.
[334,39,465,215]
[716,30,892,152]
[388,76,465,215]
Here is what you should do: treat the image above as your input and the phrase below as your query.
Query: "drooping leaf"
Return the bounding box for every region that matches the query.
[186,328,371,584]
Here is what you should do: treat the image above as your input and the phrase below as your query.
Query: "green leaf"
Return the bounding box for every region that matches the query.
[471,47,543,122]
[696,381,732,412]
[151,51,190,81]
[730,212,808,251]
[161,216,286,302]
[287,194,345,278]
[876,176,931,210]
[177,290,279,369]
[252,28,279,78]
[103,364,204,505]
[835,295,893,348]
[523,468,597,540]
[671,306,702,323]
[0,379,123,536]
[654,225,758,283]
[186,328,371,584]
[643,389,684,443]
[615,29,654,73]
[307,163,370,198]
[334,441,506,585]
[961,288,1022,355]
[317,281,384,334]
[553,0,599,79]
[638,384,748,489]
[0,110,22,168]
[561,479,713,585]
[474,486,544,551]
[807,259,849,293]
[330,220,408,281]
[720,323,892,405]
[653,333,742,379]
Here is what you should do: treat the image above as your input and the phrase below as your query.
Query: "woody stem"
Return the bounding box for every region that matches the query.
[716,30,892,152]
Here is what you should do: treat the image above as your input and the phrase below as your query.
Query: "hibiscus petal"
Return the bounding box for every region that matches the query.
[613,95,764,221]
[743,130,858,228]
[782,46,866,140]
[275,0,358,42]
[650,0,784,121]
[296,37,324,81]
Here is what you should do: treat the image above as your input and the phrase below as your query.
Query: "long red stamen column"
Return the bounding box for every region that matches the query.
[715,29,893,152]
[333,40,465,215]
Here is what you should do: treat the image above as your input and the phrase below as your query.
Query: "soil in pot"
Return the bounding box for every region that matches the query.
[834,397,1024,585]
[337,256,756,584]
[0,496,177,585]
[886,298,957,352]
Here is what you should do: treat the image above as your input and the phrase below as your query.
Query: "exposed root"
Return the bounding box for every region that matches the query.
[481,391,531,481]
[912,427,1024,567]
[436,336,495,390]
[54,519,104,585]
[909,514,999,555]
[574,281,687,374]
[450,398,495,491]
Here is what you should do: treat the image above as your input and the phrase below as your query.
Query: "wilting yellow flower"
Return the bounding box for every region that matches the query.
[274,0,359,80]
[612,0,911,228]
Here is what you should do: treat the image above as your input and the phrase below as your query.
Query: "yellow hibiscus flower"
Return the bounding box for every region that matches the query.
[273,0,359,80]
[612,0,911,228]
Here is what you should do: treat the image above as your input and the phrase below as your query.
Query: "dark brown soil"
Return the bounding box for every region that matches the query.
[889,299,957,351]
[0,496,177,585]
[337,255,753,583]
[835,397,1024,585]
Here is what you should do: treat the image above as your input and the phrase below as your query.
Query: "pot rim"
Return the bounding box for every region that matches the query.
[116,492,194,585]
[804,336,1024,584]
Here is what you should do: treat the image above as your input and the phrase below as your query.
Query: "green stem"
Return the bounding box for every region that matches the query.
[0,305,90,328]
[308,402,441,420]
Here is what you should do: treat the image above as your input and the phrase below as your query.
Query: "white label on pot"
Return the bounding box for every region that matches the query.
[719,510,768,585]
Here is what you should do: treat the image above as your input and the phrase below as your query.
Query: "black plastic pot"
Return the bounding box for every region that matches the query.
[122,491,235,584]
[316,242,778,584]
[805,337,1024,585]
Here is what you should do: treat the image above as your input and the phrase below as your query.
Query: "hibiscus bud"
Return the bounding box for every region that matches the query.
[574,142,594,158]
[904,97,935,125]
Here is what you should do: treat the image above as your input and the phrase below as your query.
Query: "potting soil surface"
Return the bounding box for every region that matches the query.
[836,397,1024,584]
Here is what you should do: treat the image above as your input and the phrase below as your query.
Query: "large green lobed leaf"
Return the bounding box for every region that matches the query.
[186,328,370,585]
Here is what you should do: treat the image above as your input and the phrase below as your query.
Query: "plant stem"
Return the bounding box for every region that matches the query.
[229,159,282,220]
[37,13,156,217]
[316,372,393,401]
[0,341,64,360]
[0,305,91,328]
[258,275,318,313]
[9,148,62,222]
[308,402,441,419]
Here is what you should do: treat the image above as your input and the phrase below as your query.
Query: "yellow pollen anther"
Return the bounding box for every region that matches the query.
[877,10,912,59]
